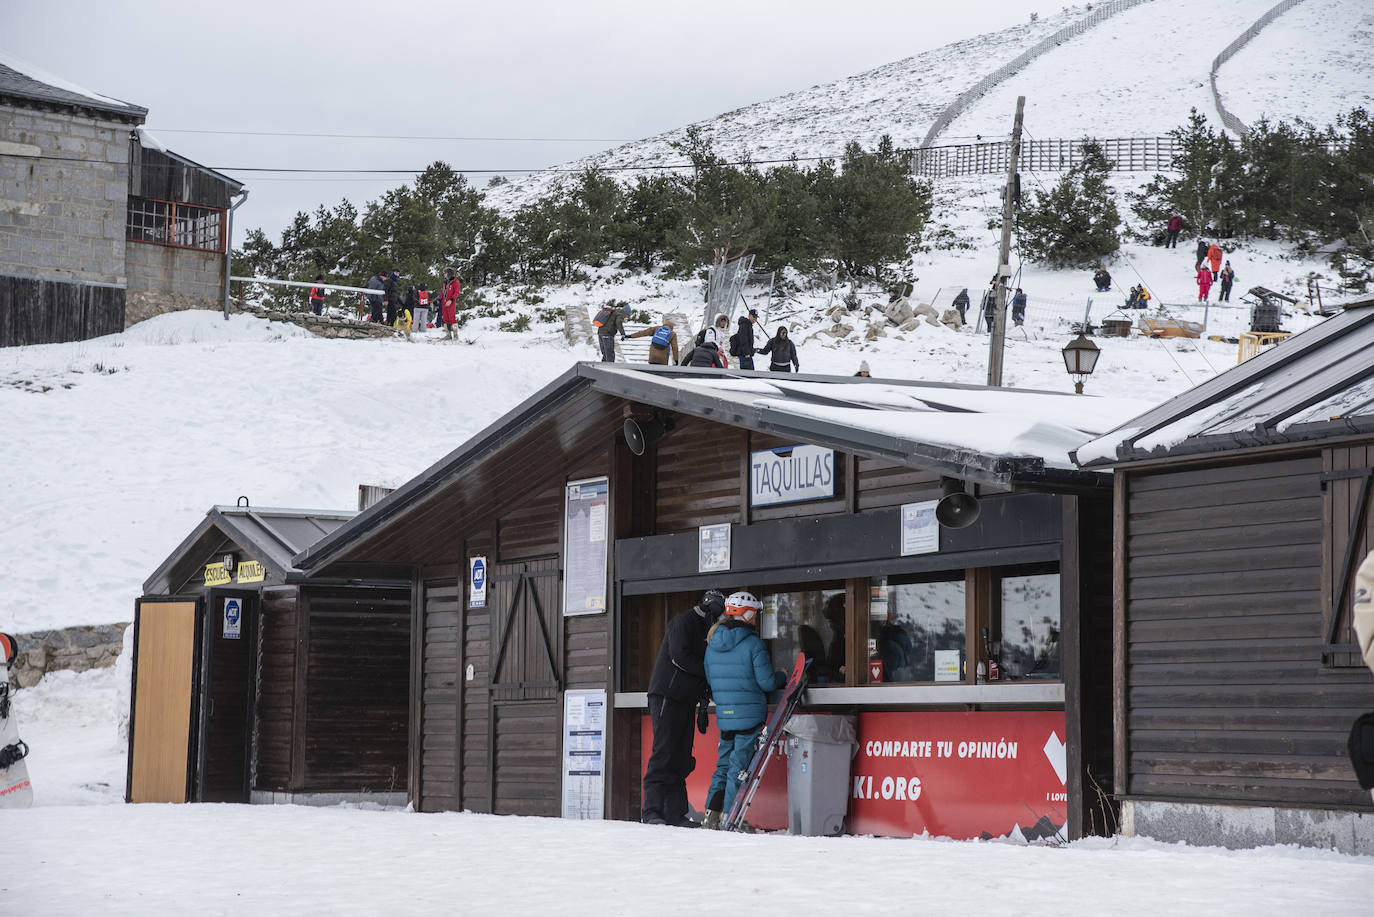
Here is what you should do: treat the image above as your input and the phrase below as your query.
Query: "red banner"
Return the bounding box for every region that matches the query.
[848,710,1067,840]
[642,710,1065,837]
[640,714,788,830]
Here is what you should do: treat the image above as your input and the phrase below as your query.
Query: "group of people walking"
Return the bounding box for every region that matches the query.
[308,269,464,340]
[599,306,799,372]
[1193,240,1236,302]
[641,589,786,830]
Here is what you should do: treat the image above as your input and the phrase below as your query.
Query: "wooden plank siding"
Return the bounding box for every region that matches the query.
[302,587,410,793]
[655,417,745,532]
[419,577,460,812]
[0,274,125,348]
[254,587,298,791]
[1123,453,1374,810]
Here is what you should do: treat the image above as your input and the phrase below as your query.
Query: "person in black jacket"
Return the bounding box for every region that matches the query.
[383,269,400,327]
[952,288,970,324]
[642,589,725,826]
[758,326,798,372]
[734,310,759,370]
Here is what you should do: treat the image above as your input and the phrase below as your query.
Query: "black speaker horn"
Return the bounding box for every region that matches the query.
[935,477,980,529]
[624,414,673,456]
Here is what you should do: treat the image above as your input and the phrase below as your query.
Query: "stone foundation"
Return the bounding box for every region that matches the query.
[1123,798,1374,856]
[9,623,130,688]
[125,289,221,325]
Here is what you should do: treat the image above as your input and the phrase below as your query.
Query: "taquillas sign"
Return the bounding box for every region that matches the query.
[749,444,835,507]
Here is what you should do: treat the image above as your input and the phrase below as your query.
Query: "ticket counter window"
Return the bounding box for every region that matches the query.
[870,574,965,683]
[758,586,846,685]
[997,567,1061,679]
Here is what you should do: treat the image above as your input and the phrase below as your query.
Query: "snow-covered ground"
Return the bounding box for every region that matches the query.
[6,663,1365,914]
[4,800,1369,915]
[1220,0,1374,129]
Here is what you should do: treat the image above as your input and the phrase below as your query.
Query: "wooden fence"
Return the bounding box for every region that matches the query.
[0,274,125,348]
[912,135,1180,178]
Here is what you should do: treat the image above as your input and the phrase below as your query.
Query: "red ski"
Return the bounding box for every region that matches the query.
[722,651,809,832]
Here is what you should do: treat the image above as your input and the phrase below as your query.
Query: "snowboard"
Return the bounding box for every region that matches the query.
[0,633,33,808]
[722,651,809,832]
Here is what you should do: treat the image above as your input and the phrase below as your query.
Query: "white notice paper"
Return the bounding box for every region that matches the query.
[562,689,606,820]
[900,501,939,556]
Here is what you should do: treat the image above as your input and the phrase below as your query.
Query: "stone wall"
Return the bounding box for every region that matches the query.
[9,623,129,688]
[125,240,225,324]
[0,102,133,286]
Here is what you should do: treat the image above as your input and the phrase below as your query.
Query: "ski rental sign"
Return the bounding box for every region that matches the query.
[749,444,835,507]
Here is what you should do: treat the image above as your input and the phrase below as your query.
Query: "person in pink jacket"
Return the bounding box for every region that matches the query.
[1208,243,1223,280]
[1196,265,1213,301]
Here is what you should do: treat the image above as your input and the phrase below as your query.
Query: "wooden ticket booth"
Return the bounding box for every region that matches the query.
[294,363,1138,839]
[128,505,410,804]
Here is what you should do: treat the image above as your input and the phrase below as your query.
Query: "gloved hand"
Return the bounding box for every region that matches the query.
[696,700,710,734]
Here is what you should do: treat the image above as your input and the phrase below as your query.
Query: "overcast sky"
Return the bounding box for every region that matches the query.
[9,0,1048,239]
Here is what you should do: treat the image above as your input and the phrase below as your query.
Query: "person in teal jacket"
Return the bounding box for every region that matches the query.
[702,591,785,828]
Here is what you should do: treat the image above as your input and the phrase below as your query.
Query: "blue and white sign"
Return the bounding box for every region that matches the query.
[223,598,242,640]
[750,444,836,507]
[469,556,487,609]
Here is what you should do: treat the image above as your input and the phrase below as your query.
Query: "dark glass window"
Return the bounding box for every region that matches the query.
[995,565,1061,680]
[868,573,965,683]
[758,585,846,684]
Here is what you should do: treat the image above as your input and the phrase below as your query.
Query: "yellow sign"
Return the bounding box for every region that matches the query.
[236,560,265,584]
[204,562,231,586]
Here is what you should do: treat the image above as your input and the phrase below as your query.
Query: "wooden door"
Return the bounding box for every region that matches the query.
[417,574,460,812]
[486,557,562,816]
[127,598,199,803]
[198,591,258,803]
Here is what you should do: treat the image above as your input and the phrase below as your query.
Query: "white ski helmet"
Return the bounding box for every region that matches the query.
[724,591,762,624]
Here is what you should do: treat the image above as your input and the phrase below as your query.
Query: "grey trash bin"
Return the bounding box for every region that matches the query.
[784,714,857,836]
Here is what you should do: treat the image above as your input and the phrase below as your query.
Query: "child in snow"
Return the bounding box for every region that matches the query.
[1196,265,1213,302]
[441,268,461,341]
[1218,262,1236,302]
[703,591,786,828]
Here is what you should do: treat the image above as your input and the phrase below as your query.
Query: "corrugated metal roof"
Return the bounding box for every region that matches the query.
[294,363,1143,573]
[1075,297,1374,467]
[143,506,355,594]
[0,59,147,121]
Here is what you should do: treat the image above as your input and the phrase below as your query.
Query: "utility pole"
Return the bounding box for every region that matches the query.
[987,95,1025,387]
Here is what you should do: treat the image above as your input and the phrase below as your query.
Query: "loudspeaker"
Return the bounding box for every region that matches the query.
[624,415,672,456]
[935,477,980,528]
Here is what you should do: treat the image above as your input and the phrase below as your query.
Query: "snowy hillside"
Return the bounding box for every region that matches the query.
[1220,0,1374,129]
[485,6,1080,208]
[489,0,1373,213]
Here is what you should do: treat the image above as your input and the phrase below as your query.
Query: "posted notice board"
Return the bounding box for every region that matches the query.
[563,477,608,616]
[562,689,607,820]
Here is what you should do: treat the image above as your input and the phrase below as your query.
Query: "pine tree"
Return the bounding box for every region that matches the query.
[825,136,931,279]
[1131,109,1242,236]
[1017,141,1121,268]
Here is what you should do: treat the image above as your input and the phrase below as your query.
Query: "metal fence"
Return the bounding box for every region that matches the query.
[921,0,1161,149]
[913,135,1180,177]
[1210,0,1314,137]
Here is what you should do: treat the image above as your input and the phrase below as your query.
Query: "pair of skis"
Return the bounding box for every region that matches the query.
[721,652,809,832]
[0,633,33,808]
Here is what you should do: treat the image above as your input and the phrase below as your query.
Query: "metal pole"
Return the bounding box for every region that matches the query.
[987,95,1025,387]
[221,189,248,321]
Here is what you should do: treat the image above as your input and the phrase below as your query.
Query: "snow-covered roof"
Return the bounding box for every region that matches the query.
[592,365,1152,474]
[295,363,1150,573]
[1076,297,1374,467]
[0,51,146,121]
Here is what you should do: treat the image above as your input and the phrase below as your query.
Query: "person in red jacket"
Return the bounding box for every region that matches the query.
[308,274,326,316]
[1165,214,1183,248]
[440,268,461,341]
[1196,264,1213,302]
[1207,243,1224,280]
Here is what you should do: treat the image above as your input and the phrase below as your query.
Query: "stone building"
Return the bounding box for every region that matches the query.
[0,57,245,347]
